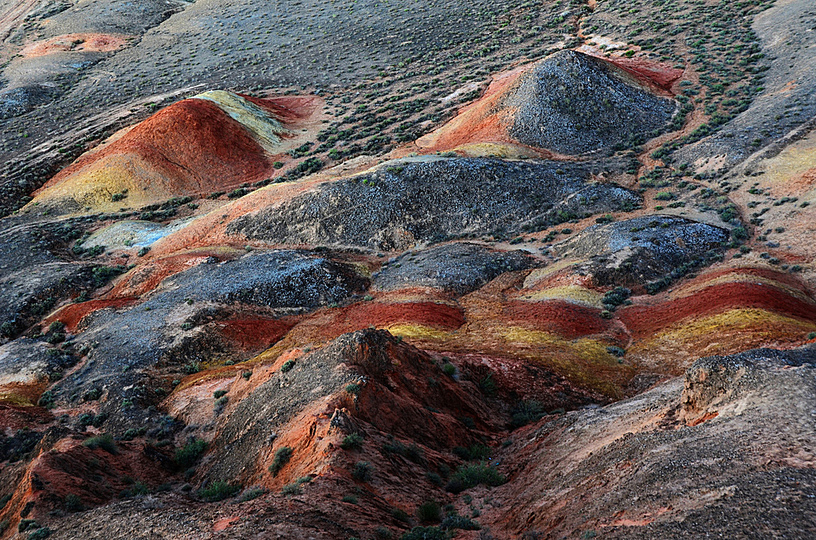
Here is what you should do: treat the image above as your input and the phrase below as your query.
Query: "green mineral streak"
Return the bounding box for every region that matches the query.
[193,90,288,152]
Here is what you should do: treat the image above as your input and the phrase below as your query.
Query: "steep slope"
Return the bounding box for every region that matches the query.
[25,92,320,215]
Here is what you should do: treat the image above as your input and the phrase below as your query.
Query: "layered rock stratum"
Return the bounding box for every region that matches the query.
[0,0,815,538]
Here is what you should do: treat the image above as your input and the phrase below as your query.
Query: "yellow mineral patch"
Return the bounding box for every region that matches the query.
[386,324,452,341]
[453,142,542,159]
[629,308,816,372]
[521,285,605,308]
[522,260,583,288]
[193,90,289,152]
[27,154,173,214]
[0,392,35,407]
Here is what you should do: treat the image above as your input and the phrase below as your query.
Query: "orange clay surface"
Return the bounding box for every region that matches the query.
[21,33,130,57]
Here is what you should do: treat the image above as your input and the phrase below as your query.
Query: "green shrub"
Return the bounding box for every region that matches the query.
[654,191,674,201]
[240,487,266,502]
[175,438,207,469]
[120,481,149,498]
[375,526,393,539]
[28,527,51,540]
[199,481,240,502]
[342,494,358,504]
[607,346,626,357]
[345,383,361,395]
[269,446,293,476]
[18,520,38,532]
[64,494,84,512]
[280,359,296,373]
[83,434,117,454]
[478,374,496,396]
[37,390,55,409]
[442,363,456,377]
[341,432,364,450]
[399,527,451,540]
[445,463,505,493]
[417,500,441,523]
[213,390,227,399]
[351,461,373,482]
[511,400,546,428]
[441,514,481,530]
[391,507,410,523]
[425,471,443,487]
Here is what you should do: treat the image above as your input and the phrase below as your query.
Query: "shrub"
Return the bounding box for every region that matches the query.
[375,526,393,539]
[442,363,456,377]
[391,507,410,523]
[175,438,207,469]
[441,514,481,530]
[342,494,358,504]
[345,383,361,395]
[83,434,117,454]
[399,527,451,540]
[64,494,84,512]
[37,390,55,409]
[445,463,506,493]
[199,481,240,502]
[269,446,293,476]
[28,527,51,540]
[341,432,364,450]
[351,461,373,482]
[240,487,266,502]
[452,444,491,461]
[120,481,149,498]
[654,191,674,201]
[511,400,546,428]
[417,500,441,523]
[425,471,443,487]
[478,374,496,396]
[213,390,227,399]
[280,359,296,373]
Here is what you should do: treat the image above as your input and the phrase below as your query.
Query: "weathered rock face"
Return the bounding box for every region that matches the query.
[478,344,816,539]
[44,250,368,434]
[0,216,97,342]
[681,345,816,424]
[229,157,641,250]
[373,242,537,294]
[504,50,677,154]
[555,215,729,290]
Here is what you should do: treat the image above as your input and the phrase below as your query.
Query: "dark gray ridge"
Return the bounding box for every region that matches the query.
[504,50,677,155]
[373,242,538,295]
[229,157,641,251]
[555,215,729,289]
